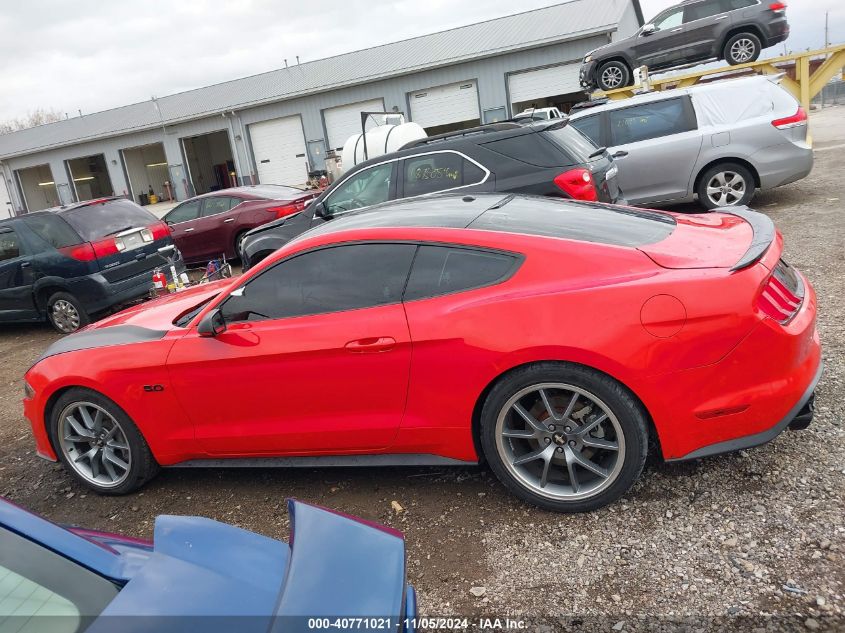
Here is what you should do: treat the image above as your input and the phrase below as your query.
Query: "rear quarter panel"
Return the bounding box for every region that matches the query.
[394,231,763,459]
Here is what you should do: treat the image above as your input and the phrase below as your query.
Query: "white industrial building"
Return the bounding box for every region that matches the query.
[0,0,642,212]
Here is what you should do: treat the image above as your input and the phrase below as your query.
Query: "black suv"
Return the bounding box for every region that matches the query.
[580,0,789,91]
[0,198,184,333]
[240,119,621,269]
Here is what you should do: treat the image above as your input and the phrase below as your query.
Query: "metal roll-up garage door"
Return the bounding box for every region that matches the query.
[509,63,582,104]
[410,81,480,131]
[324,98,385,152]
[249,116,308,185]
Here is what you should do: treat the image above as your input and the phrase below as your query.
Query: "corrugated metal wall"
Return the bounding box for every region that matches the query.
[2,34,617,211]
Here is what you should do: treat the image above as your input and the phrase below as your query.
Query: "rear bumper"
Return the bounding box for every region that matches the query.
[753,141,813,190]
[644,269,822,460]
[68,251,186,314]
[668,361,821,461]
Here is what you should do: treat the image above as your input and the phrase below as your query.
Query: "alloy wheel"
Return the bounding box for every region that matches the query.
[730,38,756,63]
[57,402,132,488]
[706,171,746,206]
[494,383,626,501]
[51,300,80,333]
[601,66,624,90]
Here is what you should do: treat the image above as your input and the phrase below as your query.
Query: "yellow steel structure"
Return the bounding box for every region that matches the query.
[595,43,845,112]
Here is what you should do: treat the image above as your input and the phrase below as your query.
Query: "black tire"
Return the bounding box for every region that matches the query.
[696,162,756,210]
[48,388,159,495]
[46,291,90,334]
[723,33,761,65]
[479,362,649,513]
[597,60,632,92]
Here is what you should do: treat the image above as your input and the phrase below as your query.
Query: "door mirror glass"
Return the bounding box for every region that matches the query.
[197,308,227,337]
[641,23,656,35]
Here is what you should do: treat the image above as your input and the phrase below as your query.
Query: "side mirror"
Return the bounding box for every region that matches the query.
[197,308,227,337]
[313,201,329,218]
[641,23,656,36]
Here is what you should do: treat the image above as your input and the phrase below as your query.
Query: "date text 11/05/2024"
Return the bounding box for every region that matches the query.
[307,618,527,630]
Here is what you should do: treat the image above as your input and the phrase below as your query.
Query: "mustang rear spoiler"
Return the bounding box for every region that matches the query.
[713,205,776,271]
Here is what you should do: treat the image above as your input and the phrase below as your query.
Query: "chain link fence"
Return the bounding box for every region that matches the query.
[813,79,845,107]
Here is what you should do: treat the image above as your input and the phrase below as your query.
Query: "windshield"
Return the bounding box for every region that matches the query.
[61,199,157,241]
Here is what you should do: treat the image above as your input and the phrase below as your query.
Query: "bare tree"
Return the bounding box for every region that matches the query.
[0,108,64,134]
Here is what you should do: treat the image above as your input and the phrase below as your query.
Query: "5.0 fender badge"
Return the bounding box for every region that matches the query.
[143,385,164,392]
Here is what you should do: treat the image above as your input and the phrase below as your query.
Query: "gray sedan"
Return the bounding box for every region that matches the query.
[569,75,812,209]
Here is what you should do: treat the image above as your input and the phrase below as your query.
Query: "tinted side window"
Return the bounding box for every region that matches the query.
[165,200,202,224]
[23,215,81,248]
[403,153,485,197]
[684,0,724,21]
[0,230,21,261]
[570,115,602,146]
[325,163,393,215]
[221,243,416,322]
[404,245,519,301]
[653,7,684,29]
[609,98,695,145]
[203,196,238,217]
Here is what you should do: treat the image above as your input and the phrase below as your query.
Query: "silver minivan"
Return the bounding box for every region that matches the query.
[569,75,812,209]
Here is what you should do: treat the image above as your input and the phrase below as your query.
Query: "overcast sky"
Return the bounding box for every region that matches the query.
[0,0,840,122]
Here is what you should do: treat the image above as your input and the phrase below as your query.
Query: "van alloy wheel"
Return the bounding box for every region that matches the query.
[57,402,132,488]
[51,300,80,333]
[706,170,746,206]
[494,383,626,501]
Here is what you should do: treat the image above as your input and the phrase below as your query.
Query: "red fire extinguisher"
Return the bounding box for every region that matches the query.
[152,269,167,291]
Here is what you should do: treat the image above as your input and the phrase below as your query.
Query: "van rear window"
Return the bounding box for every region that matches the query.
[543,124,602,162]
[61,200,157,242]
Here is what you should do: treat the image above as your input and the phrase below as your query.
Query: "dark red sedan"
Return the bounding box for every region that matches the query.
[162,185,317,263]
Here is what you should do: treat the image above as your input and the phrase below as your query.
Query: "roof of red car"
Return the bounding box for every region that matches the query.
[298,193,677,249]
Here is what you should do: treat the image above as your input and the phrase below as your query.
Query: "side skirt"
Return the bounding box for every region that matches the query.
[170,454,479,468]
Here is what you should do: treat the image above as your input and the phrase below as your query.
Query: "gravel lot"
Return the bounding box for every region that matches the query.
[1,108,843,632]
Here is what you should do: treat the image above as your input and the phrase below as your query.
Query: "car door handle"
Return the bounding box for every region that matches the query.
[612,150,629,159]
[671,27,683,32]
[223,218,235,223]
[183,228,195,232]
[345,337,396,353]
[20,261,31,268]
[715,14,728,19]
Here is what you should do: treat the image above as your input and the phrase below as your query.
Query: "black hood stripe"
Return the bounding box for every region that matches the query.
[36,325,167,365]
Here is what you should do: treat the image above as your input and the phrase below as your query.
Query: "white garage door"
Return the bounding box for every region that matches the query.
[324,98,385,152]
[509,63,582,104]
[249,116,308,186]
[410,81,480,129]
[0,176,12,218]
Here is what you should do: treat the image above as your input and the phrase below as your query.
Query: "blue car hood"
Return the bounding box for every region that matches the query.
[83,500,407,633]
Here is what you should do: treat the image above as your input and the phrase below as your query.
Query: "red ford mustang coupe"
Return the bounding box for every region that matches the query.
[162,185,317,263]
[23,194,821,512]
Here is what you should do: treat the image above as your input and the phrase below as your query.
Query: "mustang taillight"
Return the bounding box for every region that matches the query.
[554,168,598,202]
[757,259,804,324]
[772,106,806,130]
[267,199,308,218]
